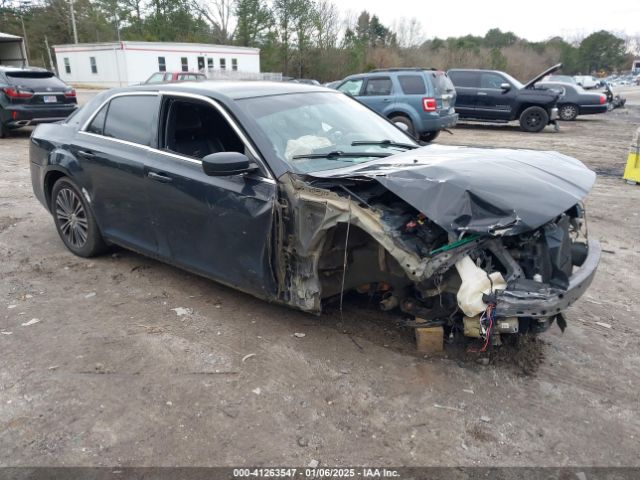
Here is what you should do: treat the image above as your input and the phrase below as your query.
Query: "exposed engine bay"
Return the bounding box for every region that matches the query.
[273,145,601,349]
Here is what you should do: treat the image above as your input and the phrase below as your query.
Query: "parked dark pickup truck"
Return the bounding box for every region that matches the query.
[448,64,562,132]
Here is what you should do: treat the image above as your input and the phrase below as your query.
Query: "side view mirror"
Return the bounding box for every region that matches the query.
[202,152,257,176]
[395,122,409,132]
[500,83,511,91]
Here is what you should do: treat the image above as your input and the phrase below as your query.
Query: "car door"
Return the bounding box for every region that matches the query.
[72,93,160,253]
[358,76,395,115]
[143,94,278,297]
[476,72,516,120]
[447,70,478,117]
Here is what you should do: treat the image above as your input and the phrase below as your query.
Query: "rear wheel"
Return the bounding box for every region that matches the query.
[519,106,549,133]
[51,178,107,257]
[389,115,415,137]
[558,104,578,121]
[420,130,440,143]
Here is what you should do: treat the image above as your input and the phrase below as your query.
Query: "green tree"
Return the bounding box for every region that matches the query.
[484,28,517,48]
[234,0,272,47]
[578,30,626,73]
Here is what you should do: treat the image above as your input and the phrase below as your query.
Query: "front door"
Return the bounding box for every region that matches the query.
[358,76,395,114]
[476,72,516,121]
[145,95,277,296]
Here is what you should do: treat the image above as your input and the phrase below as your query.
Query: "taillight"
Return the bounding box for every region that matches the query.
[2,87,33,99]
[422,97,437,112]
[599,94,606,105]
[64,89,76,98]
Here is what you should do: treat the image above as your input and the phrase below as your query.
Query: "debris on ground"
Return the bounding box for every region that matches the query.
[252,387,261,395]
[21,318,40,326]
[297,436,309,447]
[480,416,491,423]
[293,332,306,338]
[84,292,96,299]
[241,353,256,363]
[1,331,13,335]
[595,321,612,329]
[308,459,319,468]
[171,307,192,316]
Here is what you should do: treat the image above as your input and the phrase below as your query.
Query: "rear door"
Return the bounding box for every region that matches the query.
[72,93,160,253]
[447,70,478,117]
[476,72,516,120]
[429,70,457,116]
[358,76,395,115]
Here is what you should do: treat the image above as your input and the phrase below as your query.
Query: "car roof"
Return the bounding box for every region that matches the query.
[0,66,51,73]
[121,80,332,101]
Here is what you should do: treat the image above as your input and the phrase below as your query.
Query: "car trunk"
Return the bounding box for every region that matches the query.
[4,71,76,106]
[430,71,457,115]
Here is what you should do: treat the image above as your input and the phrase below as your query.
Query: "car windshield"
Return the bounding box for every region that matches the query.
[502,72,524,89]
[237,92,418,173]
[6,71,66,89]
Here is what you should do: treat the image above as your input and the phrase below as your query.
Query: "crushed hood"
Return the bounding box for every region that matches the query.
[308,144,596,236]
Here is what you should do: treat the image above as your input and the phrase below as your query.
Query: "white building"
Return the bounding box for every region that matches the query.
[52,41,261,87]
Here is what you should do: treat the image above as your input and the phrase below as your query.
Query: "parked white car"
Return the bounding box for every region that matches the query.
[573,75,600,89]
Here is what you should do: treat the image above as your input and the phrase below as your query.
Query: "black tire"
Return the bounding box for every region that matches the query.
[558,104,579,121]
[51,177,107,257]
[420,130,440,143]
[389,115,415,137]
[519,106,549,133]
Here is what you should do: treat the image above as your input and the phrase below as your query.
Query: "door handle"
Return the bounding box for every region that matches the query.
[78,150,97,158]
[477,92,488,96]
[382,98,391,102]
[147,171,172,183]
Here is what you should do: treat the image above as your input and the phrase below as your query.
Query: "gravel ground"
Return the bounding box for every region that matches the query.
[0,87,639,467]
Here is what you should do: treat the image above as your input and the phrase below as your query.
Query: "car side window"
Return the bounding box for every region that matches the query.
[161,98,245,161]
[449,71,479,88]
[364,77,392,96]
[398,75,426,95]
[103,95,159,146]
[480,73,506,89]
[338,79,363,96]
[86,104,108,135]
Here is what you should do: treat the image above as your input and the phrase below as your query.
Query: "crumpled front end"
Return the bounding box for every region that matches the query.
[275,145,600,346]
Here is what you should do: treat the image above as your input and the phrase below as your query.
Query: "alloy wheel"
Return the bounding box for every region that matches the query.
[55,187,88,248]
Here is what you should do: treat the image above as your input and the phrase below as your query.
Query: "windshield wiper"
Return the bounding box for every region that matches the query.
[351,139,418,150]
[291,150,391,160]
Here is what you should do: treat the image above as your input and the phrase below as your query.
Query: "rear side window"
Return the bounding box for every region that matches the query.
[448,71,478,88]
[103,95,159,146]
[398,75,426,95]
[364,77,392,96]
[432,72,455,94]
[6,72,67,89]
[87,104,108,135]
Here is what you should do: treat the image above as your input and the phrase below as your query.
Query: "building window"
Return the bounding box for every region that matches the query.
[158,56,166,72]
[207,58,213,70]
[181,57,188,72]
[231,58,238,71]
[64,57,71,74]
[220,58,226,71]
[90,57,97,74]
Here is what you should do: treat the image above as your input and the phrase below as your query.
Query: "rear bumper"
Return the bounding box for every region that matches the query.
[418,112,458,133]
[3,104,77,127]
[494,239,601,318]
[579,104,608,115]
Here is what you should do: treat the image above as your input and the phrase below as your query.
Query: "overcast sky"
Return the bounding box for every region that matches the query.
[340,0,640,42]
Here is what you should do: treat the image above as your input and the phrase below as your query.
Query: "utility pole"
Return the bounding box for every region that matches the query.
[44,36,55,73]
[69,0,78,44]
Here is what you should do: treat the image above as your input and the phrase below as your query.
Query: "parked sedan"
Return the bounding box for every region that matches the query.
[0,66,77,138]
[29,82,600,348]
[537,81,608,120]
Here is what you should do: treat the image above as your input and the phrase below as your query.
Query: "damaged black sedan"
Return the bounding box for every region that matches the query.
[29,82,600,348]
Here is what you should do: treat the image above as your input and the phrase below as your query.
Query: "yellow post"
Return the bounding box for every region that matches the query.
[623,126,640,184]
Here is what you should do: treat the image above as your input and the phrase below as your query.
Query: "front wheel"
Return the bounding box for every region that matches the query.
[420,130,440,143]
[519,106,549,133]
[51,178,107,257]
[558,104,578,121]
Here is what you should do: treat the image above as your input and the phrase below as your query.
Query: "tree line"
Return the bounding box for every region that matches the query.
[1,0,636,81]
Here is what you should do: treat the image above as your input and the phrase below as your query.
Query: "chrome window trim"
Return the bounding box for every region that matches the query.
[78,90,275,182]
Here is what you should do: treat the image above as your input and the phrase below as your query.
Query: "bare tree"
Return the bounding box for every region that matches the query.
[194,0,235,43]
